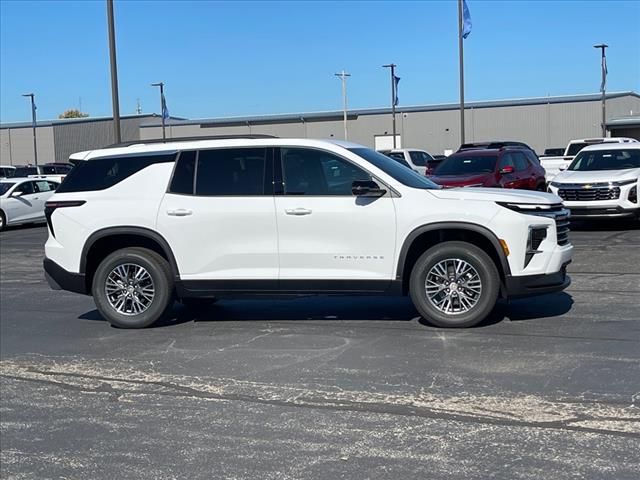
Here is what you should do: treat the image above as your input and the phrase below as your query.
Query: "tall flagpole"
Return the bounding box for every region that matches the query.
[458,0,465,146]
[106,0,121,144]
[335,71,351,140]
[594,44,608,137]
[151,82,166,140]
[383,64,397,148]
[22,93,38,167]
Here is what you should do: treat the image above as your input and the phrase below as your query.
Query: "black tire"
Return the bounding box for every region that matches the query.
[0,210,6,232]
[409,241,500,328]
[92,247,174,328]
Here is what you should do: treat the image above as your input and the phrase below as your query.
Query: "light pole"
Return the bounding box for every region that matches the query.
[594,43,608,137]
[22,93,38,166]
[382,64,398,148]
[458,0,466,145]
[334,70,351,140]
[106,0,121,143]
[151,82,166,140]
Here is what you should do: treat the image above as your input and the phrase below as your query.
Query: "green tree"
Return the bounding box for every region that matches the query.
[58,109,89,119]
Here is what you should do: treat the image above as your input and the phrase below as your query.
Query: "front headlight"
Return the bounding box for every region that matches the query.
[614,178,638,187]
[629,185,638,204]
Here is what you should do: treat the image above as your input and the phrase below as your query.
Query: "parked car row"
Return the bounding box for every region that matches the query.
[0,162,74,182]
[380,140,638,221]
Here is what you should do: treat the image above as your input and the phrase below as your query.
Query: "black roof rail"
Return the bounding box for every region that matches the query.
[458,141,534,152]
[106,134,279,148]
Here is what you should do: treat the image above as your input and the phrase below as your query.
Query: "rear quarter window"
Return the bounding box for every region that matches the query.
[56,153,176,193]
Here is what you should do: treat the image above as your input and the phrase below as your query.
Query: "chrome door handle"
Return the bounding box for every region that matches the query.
[285,208,312,216]
[167,209,192,217]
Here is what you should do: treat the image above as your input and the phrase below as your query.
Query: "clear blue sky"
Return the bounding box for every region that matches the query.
[1,0,639,123]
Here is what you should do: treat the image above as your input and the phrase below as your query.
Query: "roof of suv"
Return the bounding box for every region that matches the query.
[71,138,367,161]
[579,142,640,152]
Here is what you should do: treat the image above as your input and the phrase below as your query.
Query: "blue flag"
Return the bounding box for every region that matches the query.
[393,75,400,106]
[161,93,169,120]
[462,0,472,39]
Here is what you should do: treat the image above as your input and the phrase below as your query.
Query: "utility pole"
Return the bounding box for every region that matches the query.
[106,0,121,143]
[458,0,466,145]
[594,43,608,137]
[382,64,397,148]
[151,82,166,140]
[334,70,351,140]
[21,93,38,166]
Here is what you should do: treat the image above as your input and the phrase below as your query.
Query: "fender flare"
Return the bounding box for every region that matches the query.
[80,226,179,277]
[395,222,512,280]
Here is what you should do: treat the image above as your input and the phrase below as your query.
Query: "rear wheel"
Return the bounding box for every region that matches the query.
[0,210,5,232]
[409,241,500,328]
[92,247,174,328]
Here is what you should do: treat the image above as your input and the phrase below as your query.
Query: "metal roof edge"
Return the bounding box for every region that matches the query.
[139,91,639,128]
[1,113,186,129]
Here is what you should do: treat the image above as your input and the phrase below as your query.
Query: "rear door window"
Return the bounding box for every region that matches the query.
[499,153,515,170]
[195,148,268,196]
[513,152,530,171]
[169,151,197,195]
[34,180,52,192]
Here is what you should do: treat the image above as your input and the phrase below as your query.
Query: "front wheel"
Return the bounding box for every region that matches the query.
[92,247,174,328]
[409,241,500,328]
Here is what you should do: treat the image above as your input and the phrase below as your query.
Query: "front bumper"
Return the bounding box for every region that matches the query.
[44,258,87,295]
[567,206,639,219]
[505,261,571,298]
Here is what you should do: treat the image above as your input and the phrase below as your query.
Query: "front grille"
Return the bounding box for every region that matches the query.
[555,214,570,246]
[558,186,620,202]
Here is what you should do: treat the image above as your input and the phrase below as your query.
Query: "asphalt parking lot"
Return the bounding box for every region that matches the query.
[1,223,639,479]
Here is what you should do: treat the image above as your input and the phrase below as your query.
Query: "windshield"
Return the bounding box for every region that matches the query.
[568,149,640,171]
[566,142,591,156]
[0,183,15,195]
[13,166,37,177]
[348,148,439,189]
[434,155,498,175]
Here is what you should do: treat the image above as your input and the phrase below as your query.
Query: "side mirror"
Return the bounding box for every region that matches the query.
[352,180,387,197]
[499,166,514,175]
[559,165,567,171]
[10,190,24,197]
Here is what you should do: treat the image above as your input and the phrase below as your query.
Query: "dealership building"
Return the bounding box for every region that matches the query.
[1,91,639,165]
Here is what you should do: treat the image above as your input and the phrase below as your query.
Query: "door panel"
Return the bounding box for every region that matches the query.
[276,147,396,280]
[156,147,279,280]
[8,181,38,223]
[275,196,397,279]
[158,195,278,279]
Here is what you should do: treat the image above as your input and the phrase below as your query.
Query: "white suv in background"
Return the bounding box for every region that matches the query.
[44,136,573,329]
[382,148,440,175]
[548,143,639,219]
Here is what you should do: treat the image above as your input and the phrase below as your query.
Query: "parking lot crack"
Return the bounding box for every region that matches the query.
[1,359,638,440]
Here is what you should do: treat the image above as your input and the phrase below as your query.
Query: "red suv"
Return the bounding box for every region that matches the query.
[428,147,546,190]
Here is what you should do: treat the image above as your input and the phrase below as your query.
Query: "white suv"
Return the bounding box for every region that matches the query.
[44,137,573,329]
[382,148,439,175]
[548,143,639,219]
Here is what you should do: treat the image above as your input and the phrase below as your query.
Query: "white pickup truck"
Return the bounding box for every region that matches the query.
[541,137,638,182]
